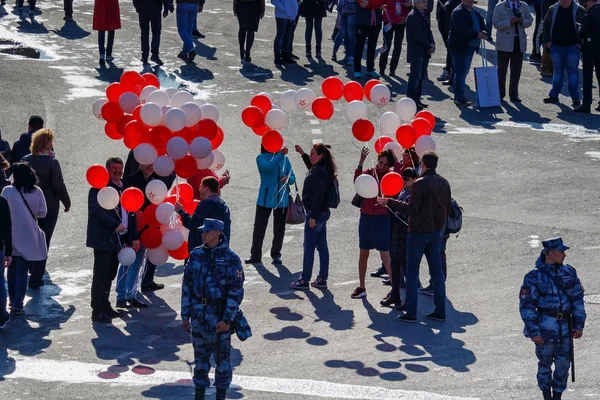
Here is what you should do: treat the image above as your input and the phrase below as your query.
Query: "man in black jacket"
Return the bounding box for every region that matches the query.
[436,0,461,83]
[133,0,173,65]
[10,115,44,165]
[86,157,139,323]
[406,0,435,109]
[575,0,600,112]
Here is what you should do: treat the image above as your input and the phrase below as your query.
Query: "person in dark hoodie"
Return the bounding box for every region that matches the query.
[290,144,336,290]
[176,176,231,252]
[11,115,44,166]
[133,0,174,66]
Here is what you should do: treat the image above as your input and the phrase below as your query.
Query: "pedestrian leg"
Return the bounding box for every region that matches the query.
[271,207,287,260]
[552,339,571,394]
[535,342,554,391]
[249,205,272,259]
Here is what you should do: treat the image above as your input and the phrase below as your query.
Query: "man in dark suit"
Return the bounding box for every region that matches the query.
[575,0,600,113]
[406,0,435,109]
[133,0,173,65]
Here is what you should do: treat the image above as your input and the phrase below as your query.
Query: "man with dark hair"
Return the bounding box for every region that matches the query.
[176,176,231,252]
[574,0,600,113]
[11,115,44,164]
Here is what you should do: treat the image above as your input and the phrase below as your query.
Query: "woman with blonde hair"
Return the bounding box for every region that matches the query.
[22,129,70,288]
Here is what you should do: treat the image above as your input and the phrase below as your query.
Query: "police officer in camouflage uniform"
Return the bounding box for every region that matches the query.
[519,238,586,400]
[181,218,244,400]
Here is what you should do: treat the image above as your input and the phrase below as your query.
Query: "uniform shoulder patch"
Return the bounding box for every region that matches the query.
[520,288,529,299]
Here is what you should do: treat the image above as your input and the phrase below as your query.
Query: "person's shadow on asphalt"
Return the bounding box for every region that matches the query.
[51,21,91,40]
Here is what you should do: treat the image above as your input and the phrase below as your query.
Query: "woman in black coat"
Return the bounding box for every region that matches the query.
[0,192,12,327]
[234,0,265,63]
[300,0,327,58]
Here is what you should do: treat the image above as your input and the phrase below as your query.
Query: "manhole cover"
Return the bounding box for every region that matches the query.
[584,294,600,304]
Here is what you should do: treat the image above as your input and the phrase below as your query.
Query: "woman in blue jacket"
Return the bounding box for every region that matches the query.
[246,146,295,265]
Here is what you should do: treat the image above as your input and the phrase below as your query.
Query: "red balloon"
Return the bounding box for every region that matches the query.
[415,110,436,130]
[175,155,198,179]
[211,127,224,149]
[150,125,172,155]
[171,183,194,203]
[250,94,272,114]
[132,104,143,121]
[322,77,344,101]
[136,210,146,231]
[106,82,124,103]
[174,127,195,144]
[352,119,375,142]
[343,81,364,102]
[116,115,134,137]
[121,187,145,212]
[194,119,218,140]
[252,125,269,136]
[104,122,122,140]
[183,199,199,214]
[164,194,177,205]
[140,228,162,249]
[364,79,381,102]
[120,71,145,95]
[142,73,160,89]
[124,120,150,150]
[396,124,417,148]
[261,130,283,153]
[412,118,432,138]
[374,136,394,153]
[312,97,334,120]
[381,172,404,196]
[143,203,159,228]
[168,241,189,260]
[101,101,124,123]
[86,164,109,189]
[241,106,265,128]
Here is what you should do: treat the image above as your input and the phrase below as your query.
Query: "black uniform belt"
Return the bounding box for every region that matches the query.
[538,308,571,320]
[196,298,221,306]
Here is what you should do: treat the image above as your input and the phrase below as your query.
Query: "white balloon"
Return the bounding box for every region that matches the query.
[147,90,171,107]
[119,92,140,114]
[145,180,168,205]
[196,152,214,170]
[181,102,203,127]
[165,107,187,132]
[370,84,391,108]
[162,230,184,250]
[279,90,297,113]
[194,98,207,107]
[140,85,158,103]
[161,105,172,126]
[294,88,317,110]
[171,91,194,108]
[346,100,368,123]
[140,102,163,127]
[189,137,212,159]
[147,246,169,265]
[156,202,176,225]
[134,143,158,166]
[383,142,402,159]
[118,247,136,266]
[396,98,417,122]
[379,112,401,135]
[209,150,226,171]
[265,109,287,130]
[354,174,379,199]
[166,136,189,160]
[165,88,179,98]
[97,186,120,210]
[414,135,437,158]
[153,155,175,177]
[92,98,107,119]
[200,103,220,123]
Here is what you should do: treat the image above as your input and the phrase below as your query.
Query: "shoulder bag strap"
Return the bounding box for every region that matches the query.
[18,189,38,222]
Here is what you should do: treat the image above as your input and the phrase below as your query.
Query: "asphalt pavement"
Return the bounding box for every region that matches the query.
[0,0,599,399]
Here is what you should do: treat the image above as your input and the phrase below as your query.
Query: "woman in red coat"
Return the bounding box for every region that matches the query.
[93,0,121,65]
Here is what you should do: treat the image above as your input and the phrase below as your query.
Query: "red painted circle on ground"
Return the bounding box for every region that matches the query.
[132,365,156,375]
[98,371,120,380]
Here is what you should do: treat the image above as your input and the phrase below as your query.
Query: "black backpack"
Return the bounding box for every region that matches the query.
[327,177,340,209]
[445,198,463,235]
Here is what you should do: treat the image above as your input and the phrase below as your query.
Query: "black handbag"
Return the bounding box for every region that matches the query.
[286,183,306,224]
[351,193,364,208]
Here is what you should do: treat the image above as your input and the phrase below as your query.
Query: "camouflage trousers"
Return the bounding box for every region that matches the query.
[191,321,233,390]
[535,340,571,393]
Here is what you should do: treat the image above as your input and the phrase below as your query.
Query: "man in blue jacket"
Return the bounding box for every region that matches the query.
[272,0,299,65]
[133,0,173,65]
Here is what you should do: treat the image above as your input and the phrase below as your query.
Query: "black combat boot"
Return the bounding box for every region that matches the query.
[216,388,227,400]
[553,390,562,400]
[195,387,205,400]
[542,389,552,400]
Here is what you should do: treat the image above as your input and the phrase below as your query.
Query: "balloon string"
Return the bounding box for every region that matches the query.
[175,176,180,202]
[385,204,408,226]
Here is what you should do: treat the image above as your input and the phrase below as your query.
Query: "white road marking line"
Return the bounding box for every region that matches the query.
[313,139,323,144]
[582,245,600,250]
[288,225,305,230]
[332,280,359,286]
[305,111,312,116]
[310,120,320,125]
[3,358,479,400]
[311,128,322,135]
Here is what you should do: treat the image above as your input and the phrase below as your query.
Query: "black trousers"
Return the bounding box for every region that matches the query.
[497,36,523,98]
[38,205,59,248]
[532,3,542,55]
[439,23,452,72]
[139,11,162,58]
[91,249,120,315]
[249,205,287,259]
[379,23,406,74]
[390,256,405,303]
[581,57,600,108]
[142,261,157,285]
[18,0,35,10]
[354,25,381,73]
[64,0,73,16]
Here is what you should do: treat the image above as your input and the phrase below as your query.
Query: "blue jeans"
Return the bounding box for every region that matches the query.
[549,44,580,101]
[301,211,330,282]
[334,13,356,58]
[177,3,199,53]
[116,246,147,301]
[450,48,476,102]
[274,18,294,58]
[7,256,31,310]
[0,250,8,320]
[405,231,446,318]
[407,56,428,103]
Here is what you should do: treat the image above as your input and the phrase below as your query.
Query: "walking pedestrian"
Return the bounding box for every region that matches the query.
[354,0,384,78]
[176,0,200,62]
[234,0,265,63]
[290,144,337,290]
[436,0,461,83]
[10,115,44,166]
[93,0,121,66]
[529,0,543,62]
[191,0,206,39]
[486,0,499,39]
[0,191,12,329]
[332,0,356,64]
[21,129,71,287]
[272,0,299,65]
[63,0,74,21]
[1,163,47,316]
[574,0,600,113]
[539,0,558,77]
[406,0,435,109]
[300,0,327,59]
[492,0,533,103]
[181,218,244,400]
[519,237,586,400]
[133,0,173,66]
[379,0,411,76]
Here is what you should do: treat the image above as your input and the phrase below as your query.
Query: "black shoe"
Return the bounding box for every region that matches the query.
[63,14,73,21]
[116,300,132,309]
[316,52,322,59]
[454,99,471,107]
[191,29,204,39]
[187,50,197,61]
[274,57,283,66]
[92,313,112,323]
[380,296,400,307]
[397,314,417,323]
[105,308,124,318]
[141,282,165,291]
[442,79,453,86]
[195,386,206,400]
[245,257,261,265]
[389,69,396,76]
[510,95,522,103]
[370,266,387,278]
[244,55,251,63]
[141,57,149,65]
[306,51,312,59]
[553,390,562,400]
[572,99,581,107]
[271,256,283,265]
[150,54,164,65]
[542,389,552,400]
[425,312,446,321]
[289,53,300,60]
[418,102,429,109]
[216,388,227,400]
[0,315,10,329]
[543,96,559,104]
[28,280,44,288]
[382,278,391,286]
[420,285,434,296]
[283,57,297,64]
[177,51,190,62]
[129,299,149,308]
[574,106,591,113]
[395,302,407,311]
